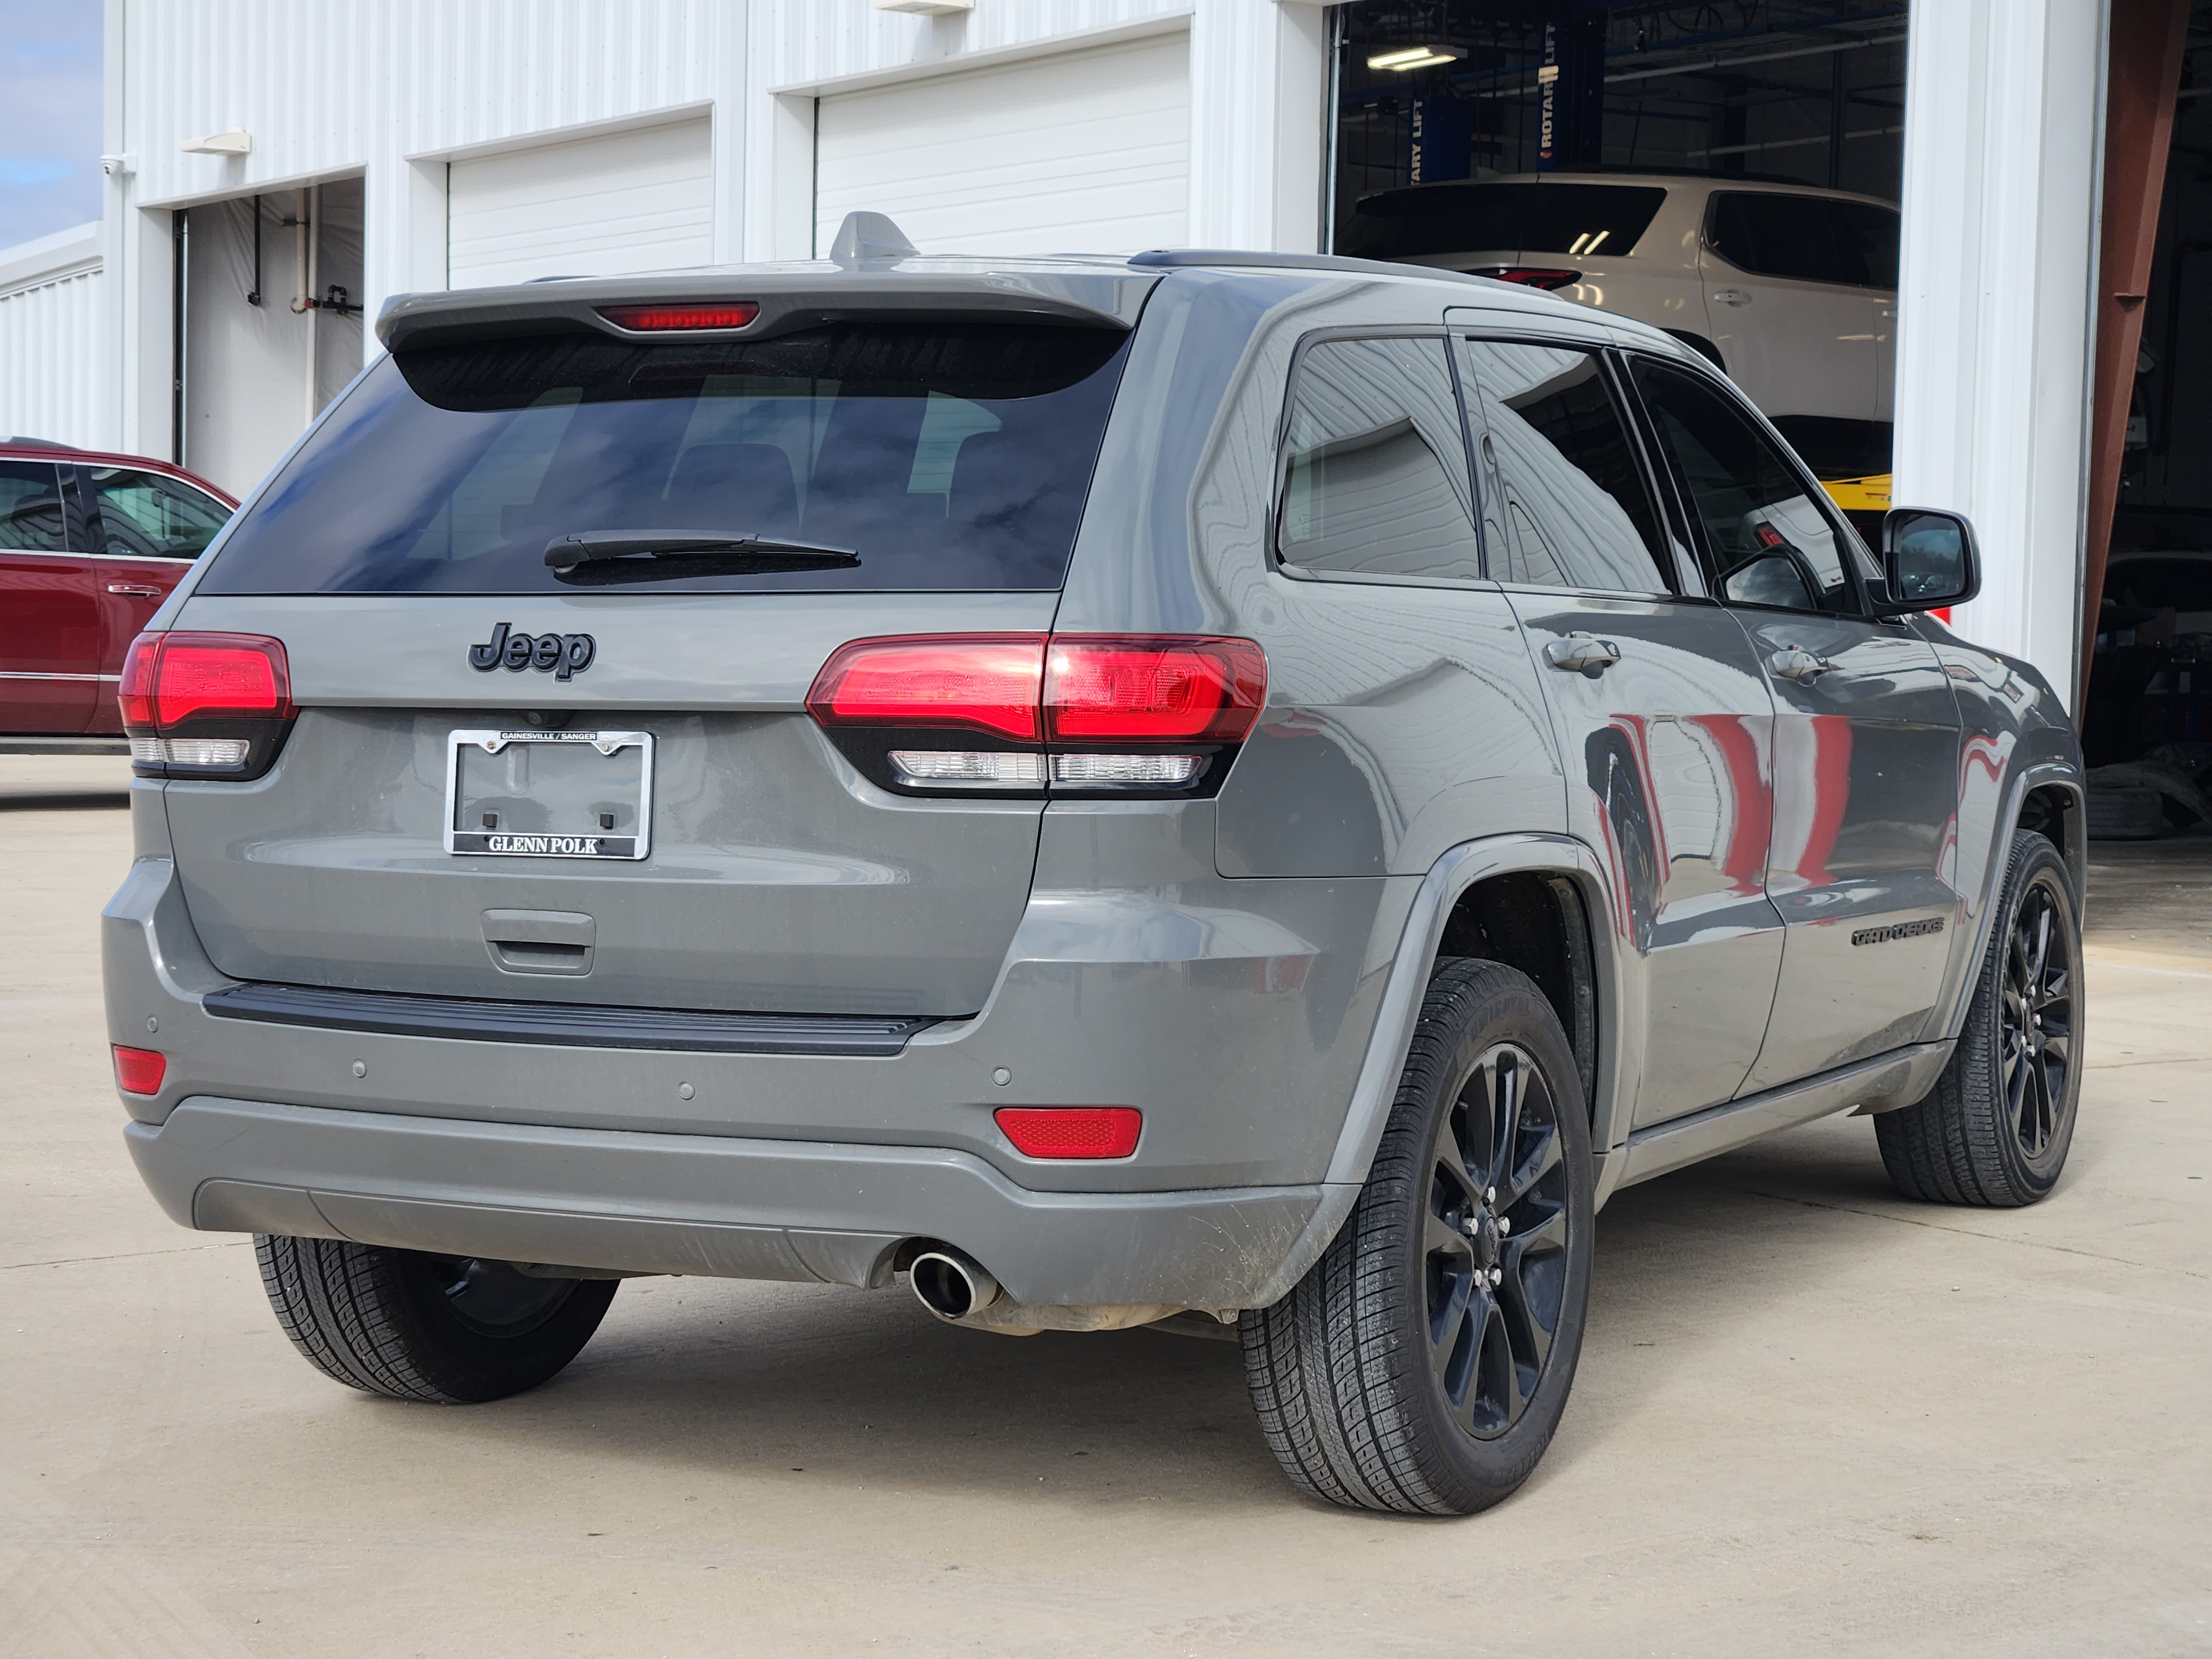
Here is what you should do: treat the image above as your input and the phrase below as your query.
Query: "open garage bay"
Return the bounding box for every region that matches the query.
[3,758,2209,1656]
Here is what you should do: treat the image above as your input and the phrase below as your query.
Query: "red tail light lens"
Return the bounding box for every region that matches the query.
[807,633,1267,797]
[807,634,1046,740]
[598,302,761,331]
[150,635,291,726]
[118,632,295,779]
[1475,267,1582,291]
[994,1107,1142,1159]
[112,1045,166,1095]
[1045,636,1267,743]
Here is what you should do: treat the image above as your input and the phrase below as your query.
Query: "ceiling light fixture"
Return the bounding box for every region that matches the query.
[1368,45,1467,72]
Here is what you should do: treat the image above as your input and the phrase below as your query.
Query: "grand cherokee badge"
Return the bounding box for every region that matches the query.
[467,623,595,681]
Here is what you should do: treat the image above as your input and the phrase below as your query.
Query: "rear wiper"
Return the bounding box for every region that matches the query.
[544,530,858,573]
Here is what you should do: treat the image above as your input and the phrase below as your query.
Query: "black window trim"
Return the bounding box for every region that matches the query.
[1617,347,1892,623]
[1450,329,1689,604]
[1269,324,1499,593]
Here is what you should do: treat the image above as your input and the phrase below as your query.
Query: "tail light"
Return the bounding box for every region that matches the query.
[807,633,1266,798]
[118,632,296,779]
[994,1107,1142,1159]
[1473,267,1582,291]
[112,1045,166,1095]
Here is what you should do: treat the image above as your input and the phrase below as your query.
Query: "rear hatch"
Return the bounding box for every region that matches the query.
[155,280,1143,1018]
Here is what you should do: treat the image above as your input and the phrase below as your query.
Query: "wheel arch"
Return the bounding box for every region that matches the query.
[1240,833,1627,1309]
[1933,761,2086,1045]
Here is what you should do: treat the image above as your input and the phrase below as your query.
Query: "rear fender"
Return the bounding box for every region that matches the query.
[1241,831,1624,1308]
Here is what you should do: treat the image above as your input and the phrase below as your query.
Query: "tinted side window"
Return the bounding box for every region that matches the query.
[0,461,67,551]
[1632,359,1858,616]
[1277,336,1481,582]
[1837,201,1900,289]
[1459,342,1671,594]
[1709,193,1894,288]
[85,468,231,559]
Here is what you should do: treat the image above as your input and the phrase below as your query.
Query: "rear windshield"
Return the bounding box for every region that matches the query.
[199,321,1133,595]
[1341,182,1667,262]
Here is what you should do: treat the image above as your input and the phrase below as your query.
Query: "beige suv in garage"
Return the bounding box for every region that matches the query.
[1342,171,1900,476]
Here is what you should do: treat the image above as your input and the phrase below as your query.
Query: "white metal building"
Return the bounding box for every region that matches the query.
[0,0,2149,707]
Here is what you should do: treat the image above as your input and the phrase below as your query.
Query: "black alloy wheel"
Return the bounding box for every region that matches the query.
[2001,870,2074,1160]
[1424,1042,1574,1439]
[1876,830,2084,1207]
[414,1254,582,1339]
[1241,958,1594,1515]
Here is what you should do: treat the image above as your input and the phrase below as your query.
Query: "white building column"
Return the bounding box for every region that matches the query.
[1188,0,1330,253]
[1891,0,2108,707]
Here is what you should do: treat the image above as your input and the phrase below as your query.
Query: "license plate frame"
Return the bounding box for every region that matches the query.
[443,728,655,861]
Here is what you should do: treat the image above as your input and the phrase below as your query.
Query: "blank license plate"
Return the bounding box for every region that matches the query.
[444,729,654,860]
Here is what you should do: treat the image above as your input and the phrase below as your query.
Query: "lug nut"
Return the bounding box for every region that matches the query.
[1495,1215,1511,1237]
[1485,1187,1496,1206]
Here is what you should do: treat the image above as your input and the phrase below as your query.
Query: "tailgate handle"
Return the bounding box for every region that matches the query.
[482,909,596,977]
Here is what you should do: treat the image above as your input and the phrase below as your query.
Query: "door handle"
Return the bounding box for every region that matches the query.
[106,583,161,598]
[1768,646,1835,683]
[1544,633,1623,676]
[1712,289,1752,307]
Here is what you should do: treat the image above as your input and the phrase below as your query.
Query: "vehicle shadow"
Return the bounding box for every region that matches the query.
[358,1114,1923,1515]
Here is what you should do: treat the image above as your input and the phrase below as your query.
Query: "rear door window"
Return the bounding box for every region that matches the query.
[1708,193,1898,289]
[83,468,230,559]
[1276,335,1481,582]
[1343,183,1668,261]
[199,321,1133,595]
[1458,342,1673,595]
[0,461,67,551]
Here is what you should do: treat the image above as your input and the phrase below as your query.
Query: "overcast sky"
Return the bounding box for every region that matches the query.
[0,0,103,249]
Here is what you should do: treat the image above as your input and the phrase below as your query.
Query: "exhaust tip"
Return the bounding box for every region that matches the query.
[909,1249,1000,1322]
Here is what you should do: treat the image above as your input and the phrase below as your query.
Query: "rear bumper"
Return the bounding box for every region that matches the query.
[126,1097,1324,1308]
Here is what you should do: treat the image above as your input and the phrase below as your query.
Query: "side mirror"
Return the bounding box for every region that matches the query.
[1874,507,1980,615]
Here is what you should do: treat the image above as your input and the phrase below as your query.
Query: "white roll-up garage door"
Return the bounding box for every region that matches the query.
[815,33,1189,258]
[448,118,713,288]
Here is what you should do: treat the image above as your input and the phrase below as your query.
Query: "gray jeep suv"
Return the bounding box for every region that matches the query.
[104,223,2085,1515]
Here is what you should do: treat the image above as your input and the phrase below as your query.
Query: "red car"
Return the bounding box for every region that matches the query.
[0,439,237,750]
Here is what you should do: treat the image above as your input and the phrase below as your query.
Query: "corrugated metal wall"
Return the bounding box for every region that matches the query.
[0,241,105,447]
[123,0,726,319]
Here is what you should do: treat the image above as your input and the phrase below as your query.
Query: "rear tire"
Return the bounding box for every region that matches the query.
[254,1235,617,1403]
[1240,959,1594,1514]
[1875,830,2082,1207]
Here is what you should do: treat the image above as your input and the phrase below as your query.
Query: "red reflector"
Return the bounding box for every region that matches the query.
[112,1045,166,1095]
[994,1107,1142,1160]
[117,633,161,731]
[598,302,761,332]
[1476,267,1582,291]
[1045,636,1267,743]
[807,635,1046,740]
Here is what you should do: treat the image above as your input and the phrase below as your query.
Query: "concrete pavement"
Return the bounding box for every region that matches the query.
[3,754,2208,1657]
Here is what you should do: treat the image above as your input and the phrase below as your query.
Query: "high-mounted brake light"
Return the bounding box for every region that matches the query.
[1473,267,1582,291]
[994,1107,1142,1160]
[597,302,761,332]
[807,635,1047,740]
[807,633,1267,799]
[119,632,295,779]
